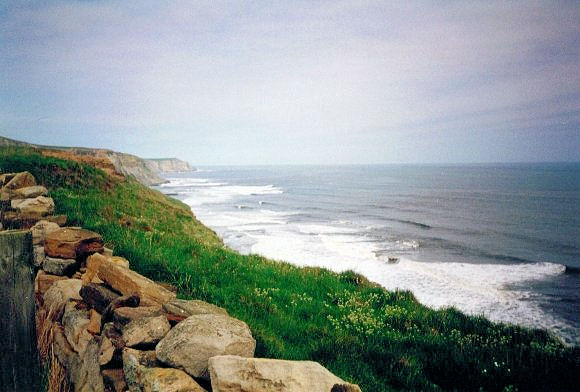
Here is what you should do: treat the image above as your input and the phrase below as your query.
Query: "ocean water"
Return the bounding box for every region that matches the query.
[155,164,580,345]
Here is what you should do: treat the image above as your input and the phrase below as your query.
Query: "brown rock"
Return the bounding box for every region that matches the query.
[0,173,16,187]
[122,315,171,348]
[98,259,175,306]
[114,306,162,328]
[3,171,36,190]
[101,369,127,392]
[140,368,207,392]
[31,220,60,246]
[11,196,55,218]
[102,294,140,326]
[110,255,130,268]
[99,336,115,366]
[162,299,228,318]
[45,227,103,259]
[80,282,120,313]
[35,270,67,296]
[102,323,125,350]
[13,185,48,199]
[45,214,67,226]
[82,253,108,285]
[87,309,102,335]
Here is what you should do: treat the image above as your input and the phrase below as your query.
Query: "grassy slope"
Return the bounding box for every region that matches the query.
[2,147,578,392]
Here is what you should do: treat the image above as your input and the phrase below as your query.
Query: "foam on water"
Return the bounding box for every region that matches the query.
[162,175,577,344]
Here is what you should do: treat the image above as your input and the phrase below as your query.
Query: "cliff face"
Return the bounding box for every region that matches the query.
[0,136,176,186]
[145,158,194,172]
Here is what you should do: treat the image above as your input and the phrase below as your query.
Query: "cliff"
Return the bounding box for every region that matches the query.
[145,158,194,173]
[0,136,184,186]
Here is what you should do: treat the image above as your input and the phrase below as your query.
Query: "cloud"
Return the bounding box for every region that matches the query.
[1,0,578,163]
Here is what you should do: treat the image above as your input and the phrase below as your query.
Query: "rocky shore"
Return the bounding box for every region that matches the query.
[0,171,361,392]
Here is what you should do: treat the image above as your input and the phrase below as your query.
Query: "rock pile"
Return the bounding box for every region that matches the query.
[3,171,361,392]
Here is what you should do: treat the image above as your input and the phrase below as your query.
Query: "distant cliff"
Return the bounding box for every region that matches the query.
[0,135,192,186]
[145,158,194,173]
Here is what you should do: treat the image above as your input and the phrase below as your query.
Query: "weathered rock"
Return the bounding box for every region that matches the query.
[0,172,16,187]
[43,255,77,276]
[122,315,171,347]
[3,171,36,190]
[44,278,82,319]
[110,255,130,268]
[13,185,48,199]
[114,306,161,327]
[162,299,228,318]
[82,253,108,285]
[31,219,60,245]
[102,322,125,350]
[53,324,82,387]
[35,270,67,296]
[46,214,67,226]
[98,259,175,306]
[33,245,46,267]
[331,384,364,392]
[75,337,106,392]
[11,196,55,217]
[87,309,102,335]
[103,246,114,257]
[99,336,115,365]
[122,348,159,392]
[208,355,362,392]
[156,314,256,379]
[80,282,120,313]
[101,294,140,326]
[45,227,104,259]
[101,369,127,392]
[62,304,92,354]
[140,368,207,392]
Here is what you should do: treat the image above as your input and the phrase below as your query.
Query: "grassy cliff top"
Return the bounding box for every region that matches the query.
[1,146,578,392]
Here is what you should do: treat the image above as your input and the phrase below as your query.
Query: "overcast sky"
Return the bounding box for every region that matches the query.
[1,1,578,164]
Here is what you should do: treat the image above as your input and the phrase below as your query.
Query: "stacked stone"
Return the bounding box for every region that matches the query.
[0,171,66,231]
[21,171,362,392]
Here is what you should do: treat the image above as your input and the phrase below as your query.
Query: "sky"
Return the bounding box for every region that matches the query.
[1,1,579,165]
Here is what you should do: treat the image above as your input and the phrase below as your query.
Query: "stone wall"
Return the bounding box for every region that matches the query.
[1,171,361,392]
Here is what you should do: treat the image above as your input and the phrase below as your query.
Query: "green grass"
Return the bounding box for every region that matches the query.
[2,146,578,391]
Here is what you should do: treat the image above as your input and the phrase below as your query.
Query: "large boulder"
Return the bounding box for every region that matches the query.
[43,278,82,318]
[2,171,36,190]
[45,227,103,259]
[122,315,170,347]
[43,256,77,276]
[97,259,175,306]
[208,355,362,392]
[13,185,48,199]
[11,196,55,218]
[156,314,255,379]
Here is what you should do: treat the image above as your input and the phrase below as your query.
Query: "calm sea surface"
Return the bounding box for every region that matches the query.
[156,163,579,344]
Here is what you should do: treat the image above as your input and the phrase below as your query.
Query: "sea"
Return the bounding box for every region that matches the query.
[155,163,580,345]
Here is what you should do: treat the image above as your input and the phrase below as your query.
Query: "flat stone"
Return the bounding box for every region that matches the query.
[122,315,171,348]
[11,196,55,218]
[101,369,127,392]
[3,171,36,190]
[140,368,207,392]
[44,279,82,319]
[35,270,67,296]
[87,309,102,335]
[98,258,175,306]
[114,306,162,327]
[45,227,103,259]
[156,314,256,379]
[208,355,362,392]
[13,185,48,199]
[102,294,140,327]
[31,219,60,246]
[81,253,107,285]
[80,282,120,313]
[163,299,228,318]
[43,255,77,276]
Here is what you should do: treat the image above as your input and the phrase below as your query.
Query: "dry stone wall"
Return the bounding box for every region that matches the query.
[0,171,362,392]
